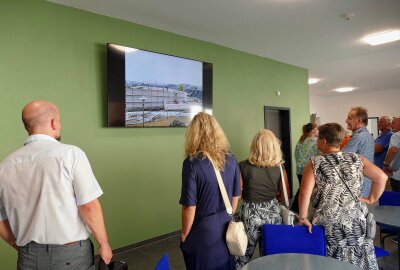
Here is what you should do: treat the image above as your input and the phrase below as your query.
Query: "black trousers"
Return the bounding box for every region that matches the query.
[290,174,303,214]
[390,178,400,192]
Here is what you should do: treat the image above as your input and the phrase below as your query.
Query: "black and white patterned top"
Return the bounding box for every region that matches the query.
[311,152,378,270]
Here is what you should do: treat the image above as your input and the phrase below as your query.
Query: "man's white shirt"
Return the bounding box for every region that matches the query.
[0,134,103,246]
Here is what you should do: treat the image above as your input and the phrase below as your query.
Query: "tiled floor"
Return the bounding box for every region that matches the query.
[109,229,398,270]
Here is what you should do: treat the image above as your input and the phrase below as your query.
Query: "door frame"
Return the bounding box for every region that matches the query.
[264,106,293,196]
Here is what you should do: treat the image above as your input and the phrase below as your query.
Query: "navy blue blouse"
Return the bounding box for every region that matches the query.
[179,154,241,223]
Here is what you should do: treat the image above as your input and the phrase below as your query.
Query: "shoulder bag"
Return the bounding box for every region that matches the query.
[208,156,248,257]
[325,156,376,239]
[279,164,296,226]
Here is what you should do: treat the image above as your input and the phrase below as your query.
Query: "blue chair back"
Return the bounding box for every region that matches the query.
[379,191,400,206]
[374,246,390,258]
[155,254,170,270]
[262,224,326,256]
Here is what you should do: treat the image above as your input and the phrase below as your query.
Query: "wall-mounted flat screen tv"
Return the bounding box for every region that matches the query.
[107,43,213,127]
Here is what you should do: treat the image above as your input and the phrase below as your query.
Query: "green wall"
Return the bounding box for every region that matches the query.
[0,0,309,268]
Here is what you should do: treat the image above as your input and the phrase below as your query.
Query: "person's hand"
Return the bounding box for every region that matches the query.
[99,242,113,265]
[298,218,312,234]
[12,242,19,252]
[383,166,393,176]
[181,233,187,243]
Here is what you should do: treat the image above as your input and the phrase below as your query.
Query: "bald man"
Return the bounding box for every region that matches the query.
[0,101,112,269]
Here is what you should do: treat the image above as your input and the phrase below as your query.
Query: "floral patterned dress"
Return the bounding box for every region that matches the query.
[311,152,378,270]
[295,137,318,175]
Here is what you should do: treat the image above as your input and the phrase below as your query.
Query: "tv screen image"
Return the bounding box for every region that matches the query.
[107,44,213,128]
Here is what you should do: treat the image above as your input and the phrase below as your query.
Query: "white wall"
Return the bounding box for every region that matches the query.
[310,89,400,128]
[309,95,328,125]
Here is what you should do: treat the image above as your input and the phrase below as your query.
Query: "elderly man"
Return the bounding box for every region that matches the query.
[383,117,400,192]
[374,116,393,169]
[342,107,375,197]
[0,101,112,269]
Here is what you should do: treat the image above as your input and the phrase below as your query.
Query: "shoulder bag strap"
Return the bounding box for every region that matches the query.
[208,155,233,215]
[279,164,290,208]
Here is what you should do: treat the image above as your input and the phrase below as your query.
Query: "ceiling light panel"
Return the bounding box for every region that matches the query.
[334,87,354,92]
[308,78,320,84]
[363,30,400,46]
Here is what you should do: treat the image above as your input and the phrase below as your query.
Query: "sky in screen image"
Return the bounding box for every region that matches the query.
[125,49,202,86]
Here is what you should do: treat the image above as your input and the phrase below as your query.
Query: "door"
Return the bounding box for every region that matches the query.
[264,106,293,196]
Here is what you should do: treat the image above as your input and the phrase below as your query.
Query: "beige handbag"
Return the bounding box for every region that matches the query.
[209,157,248,257]
[279,164,296,226]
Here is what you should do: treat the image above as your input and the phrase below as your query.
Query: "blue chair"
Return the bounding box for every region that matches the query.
[378,191,400,249]
[374,246,390,258]
[155,254,170,270]
[261,224,326,256]
[375,246,390,270]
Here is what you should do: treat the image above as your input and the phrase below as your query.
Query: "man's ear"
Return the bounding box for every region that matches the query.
[50,118,56,130]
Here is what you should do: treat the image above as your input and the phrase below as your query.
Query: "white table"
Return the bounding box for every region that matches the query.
[369,205,400,269]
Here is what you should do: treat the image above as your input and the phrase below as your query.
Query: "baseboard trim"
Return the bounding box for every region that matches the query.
[112,230,181,255]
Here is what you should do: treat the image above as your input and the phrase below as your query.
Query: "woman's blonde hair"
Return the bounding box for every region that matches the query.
[248,129,283,167]
[184,112,230,170]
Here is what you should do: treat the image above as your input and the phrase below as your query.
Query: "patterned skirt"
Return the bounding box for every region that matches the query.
[236,199,282,269]
[313,209,378,270]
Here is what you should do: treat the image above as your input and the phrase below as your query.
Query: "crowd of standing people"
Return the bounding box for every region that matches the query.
[0,100,398,270]
[180,107,397,270]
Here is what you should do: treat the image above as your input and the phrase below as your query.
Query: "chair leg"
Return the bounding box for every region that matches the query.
[258,238,263,256]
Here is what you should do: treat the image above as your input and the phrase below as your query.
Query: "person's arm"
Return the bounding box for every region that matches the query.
[79,199,112,264]
[374,143,384,153]
[181,206,196,242]
[359,157,387,204]
[231,161,242,213]
[376,133,392,153]
[294,143,300,163]
[239,174,243,200]
[298,161,315,233]
[277,168,291,203]
[384,146,399,165]
[0,220,17,251]
[383,134,400,174]
[232,196,240,214]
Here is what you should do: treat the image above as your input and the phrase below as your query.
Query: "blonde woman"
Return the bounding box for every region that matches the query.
[179,112,241,270]
[236,129,290,269]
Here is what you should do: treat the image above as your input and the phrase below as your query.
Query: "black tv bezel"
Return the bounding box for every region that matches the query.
[106,43,213,128]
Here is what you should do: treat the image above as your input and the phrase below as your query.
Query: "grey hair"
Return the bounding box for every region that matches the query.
[380,116,393,125]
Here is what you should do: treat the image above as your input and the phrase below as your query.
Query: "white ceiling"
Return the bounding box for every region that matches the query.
[48,0,400,96]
